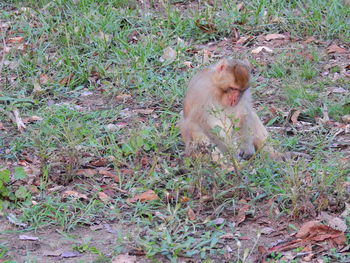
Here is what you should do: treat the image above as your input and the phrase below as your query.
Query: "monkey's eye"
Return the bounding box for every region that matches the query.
[227,87,239,92]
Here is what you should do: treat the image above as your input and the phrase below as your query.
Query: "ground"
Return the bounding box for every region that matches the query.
[0,0,349,262]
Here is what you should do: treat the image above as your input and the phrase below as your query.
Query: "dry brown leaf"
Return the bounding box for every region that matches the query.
[320,212,347,232]
[133,108,154,115]
[342,114,350,123]
[220,233,235,239]
[327,44,347,54]
[39,73,49,84]
[159,47,176,63]
[296,220,320,238]
[62,190,88,200]
[126,190,159,203]
[195,19,217,34]
[327,86,347,94]
[180,196,190,203]
[112,254,137,263]
[98,192,111,203]
[97,31,112,42]
[203,49,211,64]
[251,46,273,54]
[59,73,74,86]
[90,158,107,167]
[116,94,132,102]
[233,204,250,226]
[7,36,24,44]
[98,168,119,182]
[187,207,196,221]
[0,122,5,130]
[32,80,42,94]
[303,36,316,44]
[236,36,251,45]
[183,61,193,68]
[76,169,98,177]
[264,33,286,41]
[236,2,244,11]
[23,115,43,124]
[291,110,301,124]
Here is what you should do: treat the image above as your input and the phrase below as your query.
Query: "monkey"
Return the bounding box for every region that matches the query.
[179,58,269,160]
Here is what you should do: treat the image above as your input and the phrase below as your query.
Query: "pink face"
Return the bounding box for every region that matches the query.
[221,88,242,107]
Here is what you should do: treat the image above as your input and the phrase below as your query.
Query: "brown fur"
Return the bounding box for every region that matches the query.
[180,58,269,160]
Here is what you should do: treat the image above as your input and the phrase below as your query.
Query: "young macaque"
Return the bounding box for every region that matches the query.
[179,58,269,160]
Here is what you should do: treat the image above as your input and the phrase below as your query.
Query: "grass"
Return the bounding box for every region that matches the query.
[1,0,350,262]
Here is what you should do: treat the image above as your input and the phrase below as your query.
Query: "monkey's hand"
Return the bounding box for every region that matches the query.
[238,143,255,160]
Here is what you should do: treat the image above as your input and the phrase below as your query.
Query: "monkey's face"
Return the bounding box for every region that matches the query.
[215,64,250,107]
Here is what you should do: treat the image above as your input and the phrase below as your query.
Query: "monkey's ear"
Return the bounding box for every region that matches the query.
[215,59,228,73]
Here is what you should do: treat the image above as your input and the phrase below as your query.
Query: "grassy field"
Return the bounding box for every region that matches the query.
[0,0,349,262]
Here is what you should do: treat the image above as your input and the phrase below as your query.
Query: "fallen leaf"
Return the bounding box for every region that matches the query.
[236,36,251,45]
[97,31,112,42]
[126,190,159,203]
[195,19,217,34]
[220,233,235,239]
[98,168,119,182]
[61,251,80,258]
[39,74,49,84]
[103,223,117,234]
[187,207,196,221]
[327,44,347,54]
[303,36,316,44]
[251,46,273,54]
[213,218,225,225]
[98,192,111,203]
[62,190,88,200]
[112,254,137,263]
[19,235,39,241]
[233,204,250,226]
[7,213,28,227]
[180,196,190,203]
[32,80,42,94]
[341,114,350,123]
[264,33,286,41]
[296,220,320,238]
[90,158,107,167]
[44,249,64,257]
[203,49,211,64]
[23,115,43,124]
[183,61,193,68]
[59,73,74,86]
[236,2,244,11]
[133,108,154,115]
[291,110,301,124]
[90,224,104,231]
[261,227,275,235]
[76,169,98,177]
[320,212,347,232]
[327,86,347,94]
[105,124,119,131]
[116,94,132,101]
[7,36,24,44]
[302,253,315,261]
[159,47,176,63]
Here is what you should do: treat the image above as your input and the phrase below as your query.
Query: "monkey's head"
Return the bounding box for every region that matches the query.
[212,58,250,107]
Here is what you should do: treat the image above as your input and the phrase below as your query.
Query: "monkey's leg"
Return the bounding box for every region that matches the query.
[180,118,212,155]
[236,114,256,160]
[251,112,268,150]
